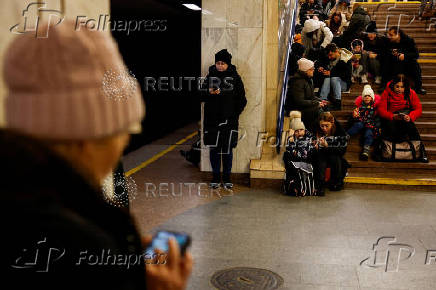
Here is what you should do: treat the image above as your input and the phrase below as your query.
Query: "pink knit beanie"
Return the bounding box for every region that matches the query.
[4,20,145,140]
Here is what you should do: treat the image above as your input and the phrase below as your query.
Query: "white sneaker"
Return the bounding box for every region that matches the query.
[375,76,382,84]
[361,75,368,84]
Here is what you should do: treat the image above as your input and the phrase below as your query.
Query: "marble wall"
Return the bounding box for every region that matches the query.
[201,0,276,174]
[0,0,110,127]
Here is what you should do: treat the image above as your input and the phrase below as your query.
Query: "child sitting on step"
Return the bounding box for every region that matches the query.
[283,111,317,196]
[351,39,369,84]
[347,84,381,160]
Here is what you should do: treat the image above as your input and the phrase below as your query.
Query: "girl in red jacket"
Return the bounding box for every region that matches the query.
[378,74,428,162]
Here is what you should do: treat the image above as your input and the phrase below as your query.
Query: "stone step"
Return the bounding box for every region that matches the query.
[344,172,436,191]
[338,119,436,133]
[346,142,436,159]
[334,110,436,121]
[345,154,436,173]
[343,100,436,110]
[421,133,436,146]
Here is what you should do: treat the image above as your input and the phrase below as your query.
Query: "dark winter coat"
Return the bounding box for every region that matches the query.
[382,33,419,62]
[317,48,353,89]
[362,34,386,58]
[2,130,146,290]
[285,71,322,129]
[201,64,247,150]
[285,71,321,113]
[283,130,316,163]
[315,119,349,156]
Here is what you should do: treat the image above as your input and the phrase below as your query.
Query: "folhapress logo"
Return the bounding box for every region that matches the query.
[10,2,64,38]
[360,236,415,272]
[11,238,65,272]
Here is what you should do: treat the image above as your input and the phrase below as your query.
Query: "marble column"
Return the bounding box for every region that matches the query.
[0,0,110,127]
[201,0,270,174]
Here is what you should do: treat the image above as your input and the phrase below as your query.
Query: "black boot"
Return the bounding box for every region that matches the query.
[328,99,342,111]
[359,145,370,161]
[420,143,429,163]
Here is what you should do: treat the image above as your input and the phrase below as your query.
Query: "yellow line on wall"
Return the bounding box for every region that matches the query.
[345,176,436,186]
[125,131,198,177]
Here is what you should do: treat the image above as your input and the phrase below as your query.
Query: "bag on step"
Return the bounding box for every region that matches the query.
[283,161,316,196]
[380,140,422,161]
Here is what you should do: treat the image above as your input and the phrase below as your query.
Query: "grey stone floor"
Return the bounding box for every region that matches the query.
[153,188,436,290]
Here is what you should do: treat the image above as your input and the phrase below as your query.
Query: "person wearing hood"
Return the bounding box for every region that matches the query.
[313,112,350,195]
[201,49,247,189]
[381,27,426,95]
[378,75,428,162]
[3,20,192,289]
[361,21,384,85]
[301,18,334,58]
[347,85,382,161]
[339,4,370,47]
[285,58,328,131]
[317,43,353,110]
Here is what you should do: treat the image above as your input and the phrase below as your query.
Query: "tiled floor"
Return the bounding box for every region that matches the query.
[158,189,436,289]
[125,123,436,289]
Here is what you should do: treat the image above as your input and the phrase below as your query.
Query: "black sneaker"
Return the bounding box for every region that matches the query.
[223,183,233,190]
[209,182,220,189]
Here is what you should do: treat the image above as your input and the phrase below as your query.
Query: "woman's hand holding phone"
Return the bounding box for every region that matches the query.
[144,234,193,290]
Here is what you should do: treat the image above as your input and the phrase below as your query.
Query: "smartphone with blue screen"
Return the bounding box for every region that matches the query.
[145,230,191,256]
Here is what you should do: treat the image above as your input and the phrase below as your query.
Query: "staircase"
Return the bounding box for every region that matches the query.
[250,2,436,191]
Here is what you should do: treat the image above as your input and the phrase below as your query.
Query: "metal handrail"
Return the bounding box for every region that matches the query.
[276,0,299,153]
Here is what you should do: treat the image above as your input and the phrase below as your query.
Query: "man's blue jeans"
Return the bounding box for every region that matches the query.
[320,77,348,100]
[347,121,374,146]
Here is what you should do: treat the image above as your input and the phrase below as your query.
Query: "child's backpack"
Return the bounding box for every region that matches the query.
[283,161,316,196]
